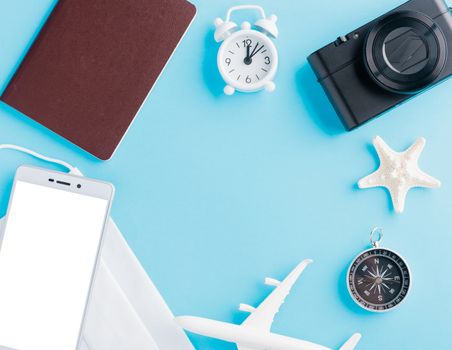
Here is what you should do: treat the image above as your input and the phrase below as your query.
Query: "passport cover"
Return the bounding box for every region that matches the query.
[0,0,196,160]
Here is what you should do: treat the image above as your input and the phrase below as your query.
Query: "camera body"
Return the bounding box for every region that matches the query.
[308,0,452,130]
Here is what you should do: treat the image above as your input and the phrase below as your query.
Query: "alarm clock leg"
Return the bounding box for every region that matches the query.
[265,81,276,92]
[224,85,235,95]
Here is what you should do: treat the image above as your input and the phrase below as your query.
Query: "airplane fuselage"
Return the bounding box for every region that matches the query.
[176,316,331,350]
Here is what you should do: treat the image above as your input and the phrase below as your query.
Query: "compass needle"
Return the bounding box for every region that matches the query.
[368,270,377,278]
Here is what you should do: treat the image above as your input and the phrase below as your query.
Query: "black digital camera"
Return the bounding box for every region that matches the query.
[308,0,452,130]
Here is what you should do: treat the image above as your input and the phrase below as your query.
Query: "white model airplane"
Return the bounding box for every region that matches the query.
[176,259,361,350]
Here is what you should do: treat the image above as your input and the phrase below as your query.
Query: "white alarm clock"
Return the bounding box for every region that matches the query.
[214,5,279,95]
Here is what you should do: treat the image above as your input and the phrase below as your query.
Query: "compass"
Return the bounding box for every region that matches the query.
[347,228,411,312]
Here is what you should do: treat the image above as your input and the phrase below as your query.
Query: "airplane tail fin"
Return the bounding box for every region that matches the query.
[338,333,361,350]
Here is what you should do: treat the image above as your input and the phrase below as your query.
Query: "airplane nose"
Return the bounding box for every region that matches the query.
[175,316,202,331]
[174,316,221,336]
[174,316,189,328]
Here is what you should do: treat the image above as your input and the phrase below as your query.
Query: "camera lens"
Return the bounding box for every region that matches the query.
[382,27,428,75]
[364,11,447,94]
[77,184,81,189]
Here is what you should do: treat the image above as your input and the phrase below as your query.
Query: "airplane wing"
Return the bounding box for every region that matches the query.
[338,333,361,350]
[240,259,313,332]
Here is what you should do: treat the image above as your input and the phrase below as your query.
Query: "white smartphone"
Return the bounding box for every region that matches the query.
[0,165,114,350]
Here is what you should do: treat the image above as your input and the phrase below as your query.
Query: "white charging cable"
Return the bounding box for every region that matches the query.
[0,144,82,176]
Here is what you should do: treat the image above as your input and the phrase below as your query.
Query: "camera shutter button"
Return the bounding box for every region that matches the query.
[335,35,348,46]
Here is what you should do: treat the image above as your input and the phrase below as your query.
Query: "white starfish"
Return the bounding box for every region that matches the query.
[358,136,441,214]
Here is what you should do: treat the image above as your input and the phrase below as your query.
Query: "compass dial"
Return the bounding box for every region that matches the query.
[347,248,410,312]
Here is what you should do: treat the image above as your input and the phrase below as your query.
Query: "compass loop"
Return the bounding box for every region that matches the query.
[370,227,383,248]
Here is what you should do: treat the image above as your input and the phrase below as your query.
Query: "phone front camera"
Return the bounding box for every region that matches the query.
[77,184,82,189]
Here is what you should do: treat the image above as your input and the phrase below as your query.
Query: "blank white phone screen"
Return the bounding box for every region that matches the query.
[0,180,109,350]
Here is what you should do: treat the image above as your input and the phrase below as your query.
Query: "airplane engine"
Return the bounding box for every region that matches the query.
[239,303,256,313]
[265,278,281,287]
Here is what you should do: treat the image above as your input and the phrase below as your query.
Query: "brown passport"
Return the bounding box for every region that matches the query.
[1,0,196,160]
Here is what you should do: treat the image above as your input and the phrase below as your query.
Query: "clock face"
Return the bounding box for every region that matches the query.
[218,30,277,91]
[347,248,410,312]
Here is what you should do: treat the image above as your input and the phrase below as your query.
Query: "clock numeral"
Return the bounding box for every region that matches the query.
[225,58,231,66]
[264,56,271,65]
[242,39,252,47]
[246,75,251,84]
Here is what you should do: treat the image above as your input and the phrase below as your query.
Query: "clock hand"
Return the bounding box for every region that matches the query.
[244,44,252,65]
[249,42,259,56]
[250,43,265,58]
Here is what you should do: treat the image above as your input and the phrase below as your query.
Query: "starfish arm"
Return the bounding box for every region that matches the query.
[373,136,397,163]
[358,170,385,189]
[405,137,426,162]
[411,170,441,188]
[389,185,410,214]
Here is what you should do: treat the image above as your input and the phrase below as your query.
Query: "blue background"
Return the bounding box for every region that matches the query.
[0,0,451,349]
